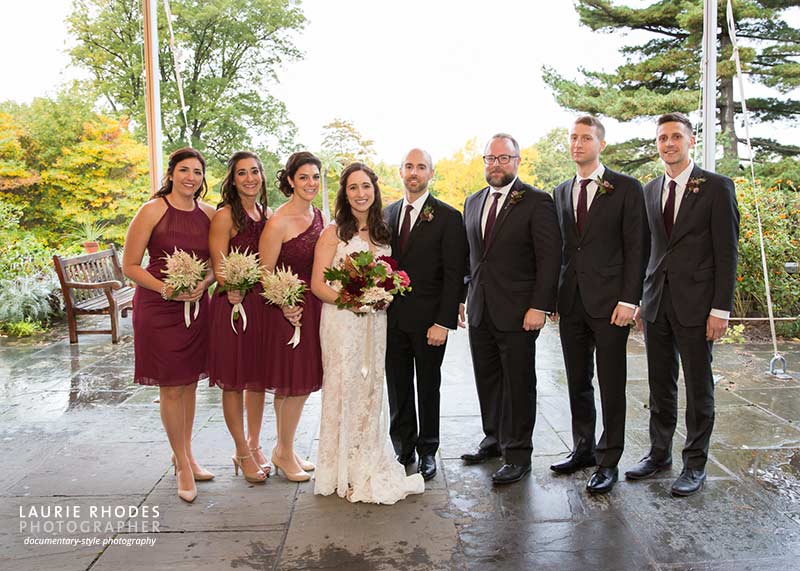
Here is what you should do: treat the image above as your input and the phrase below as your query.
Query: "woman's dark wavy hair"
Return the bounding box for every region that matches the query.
[335,162,391,245]
[153,147,208,200]
[218,151,268,231]
[275,151,322,197]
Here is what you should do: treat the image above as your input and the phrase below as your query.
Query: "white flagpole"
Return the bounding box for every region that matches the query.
[702,0,718,171]
[142,0,164,191]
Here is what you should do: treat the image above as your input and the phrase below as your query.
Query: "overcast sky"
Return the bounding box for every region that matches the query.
[1,0,797,163]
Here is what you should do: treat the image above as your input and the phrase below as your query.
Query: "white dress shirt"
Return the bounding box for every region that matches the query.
[398,190,430,233]
[481,178,515,236]
[572,163,605,220]
[662,161,729,320]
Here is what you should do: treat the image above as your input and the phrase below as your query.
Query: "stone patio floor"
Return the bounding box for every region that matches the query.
[2,315,800,570]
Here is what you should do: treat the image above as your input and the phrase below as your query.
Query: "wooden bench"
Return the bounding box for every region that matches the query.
[53,245,134,344]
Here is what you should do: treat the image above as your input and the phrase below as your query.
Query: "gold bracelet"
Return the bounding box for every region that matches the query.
[161,283,169,300]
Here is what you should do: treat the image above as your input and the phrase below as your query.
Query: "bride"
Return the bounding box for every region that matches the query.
[310,162,425,504]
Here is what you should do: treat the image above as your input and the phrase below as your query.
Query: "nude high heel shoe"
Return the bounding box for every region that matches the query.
[172,454,215,481]
[271,453,311,482]
[295,454,315,472]
[174,467,197,503]
[232,455,267,484]
[249,446,272,475]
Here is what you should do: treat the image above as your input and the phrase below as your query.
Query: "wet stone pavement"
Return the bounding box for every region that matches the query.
[2,316,800,570]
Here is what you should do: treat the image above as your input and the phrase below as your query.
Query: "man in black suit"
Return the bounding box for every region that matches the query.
[384,148,468,481]
[549,116,647,494]
[628,112,740,496]
[461,133,562,484]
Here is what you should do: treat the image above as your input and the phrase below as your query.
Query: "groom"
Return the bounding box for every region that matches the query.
[384,148,468,481]
[462,133,561,484]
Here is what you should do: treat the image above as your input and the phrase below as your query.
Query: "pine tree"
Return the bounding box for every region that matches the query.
[543,0,800,171]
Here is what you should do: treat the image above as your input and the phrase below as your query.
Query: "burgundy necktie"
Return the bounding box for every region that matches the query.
[663,180,676,238]
[399,204,413,253]
[483,192,502,244]
[576,179,590,235]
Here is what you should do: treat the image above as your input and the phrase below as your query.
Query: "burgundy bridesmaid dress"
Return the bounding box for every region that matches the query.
[133,197,211,386]
[263,208,324,396]
[207,213,269,391]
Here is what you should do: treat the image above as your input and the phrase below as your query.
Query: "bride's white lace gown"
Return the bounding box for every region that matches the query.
[314,235,425,504]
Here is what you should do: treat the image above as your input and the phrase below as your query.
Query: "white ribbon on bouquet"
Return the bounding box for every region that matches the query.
[184,300,200,328]
[230,303,248,334]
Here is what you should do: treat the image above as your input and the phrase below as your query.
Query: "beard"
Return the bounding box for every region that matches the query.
[485,170,515,188]
[403,178,428,194]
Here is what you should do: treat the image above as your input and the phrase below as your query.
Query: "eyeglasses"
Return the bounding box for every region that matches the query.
[482,154,519,165]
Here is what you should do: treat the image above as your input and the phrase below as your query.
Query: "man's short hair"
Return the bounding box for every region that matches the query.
[657,112,694,135]
[489,133,520,154]
[574,115,605,141]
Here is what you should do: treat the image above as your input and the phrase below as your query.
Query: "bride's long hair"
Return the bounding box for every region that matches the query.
[334,162,391,245]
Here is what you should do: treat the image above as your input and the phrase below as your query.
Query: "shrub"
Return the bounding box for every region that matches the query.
[0,273,62,325]
[2,319,44,337]
[733,179,800,319]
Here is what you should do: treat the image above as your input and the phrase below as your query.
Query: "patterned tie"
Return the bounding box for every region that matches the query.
[663,179,677,239]
[576,179,590,235]
[399,204,413,253]
[483,192,502,244]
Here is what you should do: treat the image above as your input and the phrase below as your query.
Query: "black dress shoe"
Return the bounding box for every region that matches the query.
[586,466,618,494]
[550,451,597,475]
[461,447,501,465]
[491,463,531,485]
[624,456,672,480]
[418,454,437,481]
[396,451,416,466]
[671,468,706,497]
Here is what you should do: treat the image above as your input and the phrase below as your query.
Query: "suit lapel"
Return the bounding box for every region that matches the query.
[483,179,523,255]
[669,165,703,244]
[403,195,434,254]
[649,175,668,243]
[469,187,490,253]
[387,201,402,255]
[562,178,579,241]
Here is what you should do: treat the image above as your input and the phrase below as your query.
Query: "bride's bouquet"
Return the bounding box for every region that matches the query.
[260,266,307,348]
[323,251,411,313]
[162,248,209,327]
[217,247,261,334]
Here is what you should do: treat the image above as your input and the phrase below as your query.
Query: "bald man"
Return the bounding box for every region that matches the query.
[384,148,468,481]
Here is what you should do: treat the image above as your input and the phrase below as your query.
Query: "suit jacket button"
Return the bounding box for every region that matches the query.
[577,247,581,251]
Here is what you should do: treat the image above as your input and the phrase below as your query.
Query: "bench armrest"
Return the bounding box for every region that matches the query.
[63,280,124,291]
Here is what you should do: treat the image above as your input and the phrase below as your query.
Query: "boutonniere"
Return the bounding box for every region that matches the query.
[686,177,706,194]
[594,177,614,195]
[508,188,526,205]
[419,205,434,222]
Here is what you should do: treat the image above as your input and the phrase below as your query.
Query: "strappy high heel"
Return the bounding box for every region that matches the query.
[271,453,311,482]
[249,446,272,475]
[232,454,267,484]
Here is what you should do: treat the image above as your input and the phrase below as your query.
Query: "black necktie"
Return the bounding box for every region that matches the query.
[399,204,413,253]
[663,180,676,238]
[484,192,501,244]
[576,179,590,234]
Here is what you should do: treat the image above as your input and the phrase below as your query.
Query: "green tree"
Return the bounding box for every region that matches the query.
[67,0,305,166]
[543,0,800,171]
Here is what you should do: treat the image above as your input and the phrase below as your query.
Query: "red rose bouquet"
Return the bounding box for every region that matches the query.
[323,251,411,313]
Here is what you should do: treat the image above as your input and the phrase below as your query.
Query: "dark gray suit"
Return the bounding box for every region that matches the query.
[641,164,739,469]
[384,195,467,457]
[553,167,647,467]
[464,178,561,465]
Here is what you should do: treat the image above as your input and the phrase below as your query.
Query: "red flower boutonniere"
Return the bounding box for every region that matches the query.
[595,177,614,196]
[419,205,434,222]
[508,189,526,205]
[686,177,706,194]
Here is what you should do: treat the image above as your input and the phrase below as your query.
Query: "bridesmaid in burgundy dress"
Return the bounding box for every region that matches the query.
[208,151,273,485]
[123,148,217,503]
[259,151,324,482]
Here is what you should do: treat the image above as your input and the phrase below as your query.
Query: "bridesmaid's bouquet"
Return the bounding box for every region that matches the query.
[323,251,411,313]
[162,248,209,328]
[217,247,261,334]
[260,266,308,348]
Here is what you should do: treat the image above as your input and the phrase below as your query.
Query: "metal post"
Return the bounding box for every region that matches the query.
[142,0,163,191]
[703,0,718,172]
